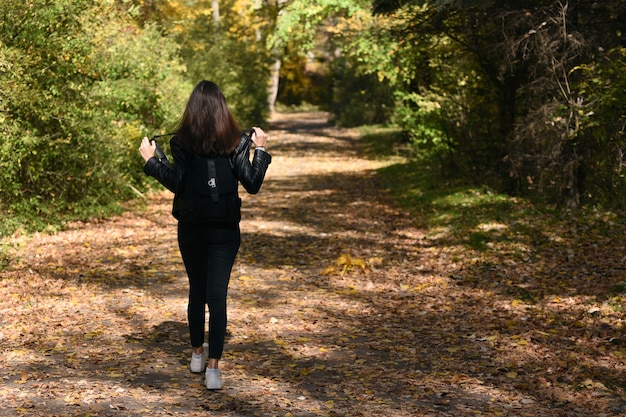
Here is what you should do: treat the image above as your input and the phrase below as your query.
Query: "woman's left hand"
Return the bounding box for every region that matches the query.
[139,137,156,162]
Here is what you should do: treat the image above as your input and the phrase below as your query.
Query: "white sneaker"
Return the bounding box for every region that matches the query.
[205,368,222,390]
[189,343,208,373]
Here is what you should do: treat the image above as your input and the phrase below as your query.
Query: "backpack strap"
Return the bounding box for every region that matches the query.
[206,159,219,202]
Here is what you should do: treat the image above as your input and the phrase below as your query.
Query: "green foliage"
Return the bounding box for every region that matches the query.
[364,0,626,208]
[173,0,271,127]
[344,8,504,174]
[189,35,270,127]
[272,0,396,126]
[272,0,368,52]
[572,47,626,206]
[0,0,186,235]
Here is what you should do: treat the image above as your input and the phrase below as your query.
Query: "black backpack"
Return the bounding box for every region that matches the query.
[174,154,241,224]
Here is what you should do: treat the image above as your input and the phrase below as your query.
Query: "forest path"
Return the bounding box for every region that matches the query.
[1,112,624,417]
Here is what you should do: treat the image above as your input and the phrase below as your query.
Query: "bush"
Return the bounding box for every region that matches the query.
[0,0,187,235]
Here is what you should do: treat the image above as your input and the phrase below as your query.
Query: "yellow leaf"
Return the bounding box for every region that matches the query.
[274,339,288,347]
[336,254,351,266]
[412,283,430,292]
[506,372,518,379]
[321,266,336,275]
[352,258,366,269]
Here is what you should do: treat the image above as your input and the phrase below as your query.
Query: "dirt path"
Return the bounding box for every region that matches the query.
[1,112,625,416]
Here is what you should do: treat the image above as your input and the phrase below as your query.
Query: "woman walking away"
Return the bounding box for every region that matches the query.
[138,80,271,390]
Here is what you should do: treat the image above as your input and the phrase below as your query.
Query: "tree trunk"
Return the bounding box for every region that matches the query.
[268,58,281,114]
[212,0,220,25]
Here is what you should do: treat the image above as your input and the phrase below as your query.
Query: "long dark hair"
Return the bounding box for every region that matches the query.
[176,80,240,156]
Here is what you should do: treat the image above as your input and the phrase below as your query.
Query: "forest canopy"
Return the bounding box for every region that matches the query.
[0,0,624,235]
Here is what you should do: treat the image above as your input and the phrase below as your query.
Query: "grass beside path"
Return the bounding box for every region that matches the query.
[1,112,626,416]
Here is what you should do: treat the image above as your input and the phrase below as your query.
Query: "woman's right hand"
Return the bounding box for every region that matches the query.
[139,137,157,162]
[251,127,268,148]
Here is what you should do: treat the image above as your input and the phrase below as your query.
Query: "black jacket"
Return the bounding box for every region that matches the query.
[143,132,271,221]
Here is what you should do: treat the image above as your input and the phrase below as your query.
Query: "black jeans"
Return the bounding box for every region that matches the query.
[177,222,240,359]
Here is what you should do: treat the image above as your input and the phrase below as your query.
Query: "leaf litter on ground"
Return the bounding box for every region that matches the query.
[1,112,626,416]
